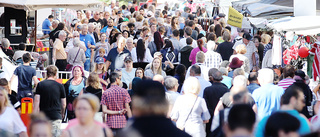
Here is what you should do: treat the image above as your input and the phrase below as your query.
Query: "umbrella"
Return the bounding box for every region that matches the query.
[0,0,104,11]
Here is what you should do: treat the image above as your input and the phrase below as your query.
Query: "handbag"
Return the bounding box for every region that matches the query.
[177,97,198,131]
[66,48,80,71]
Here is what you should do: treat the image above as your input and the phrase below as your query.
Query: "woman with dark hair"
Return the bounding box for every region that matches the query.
[131,39,153,63]
[160,39,179,62]
[174,64,186,93]
[135,67,146,79]
[108,28,119,45]
[109,32,122,48]
[189,39,207,65]
[148,31,163,57]
[167,16,178,37]
[122,30,130,39]
[49,22,68,45]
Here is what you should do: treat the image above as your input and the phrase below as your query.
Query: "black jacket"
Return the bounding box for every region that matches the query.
[180,46,193,68]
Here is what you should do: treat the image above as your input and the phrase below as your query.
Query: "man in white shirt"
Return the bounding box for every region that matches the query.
[164,76,180,116]
[233,32,257,70]
[179,26,197,49]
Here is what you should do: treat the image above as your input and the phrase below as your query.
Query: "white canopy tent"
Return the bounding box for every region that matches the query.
[0,0,104,11]
[267,16,320,35]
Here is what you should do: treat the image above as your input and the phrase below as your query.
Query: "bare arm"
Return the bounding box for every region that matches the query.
[214,100,224,116]
[52,48,56,65]
[61,98,66,119]
[9,74,17,88]
[49,26,53,30]
[19,132,28,137]
[252,52,256,66]
[203,120,209,123]
[32,76,38,88]
[33,95,40,112]
[105,60,111,71]
[102,105,126,115]
[125,103,132,118]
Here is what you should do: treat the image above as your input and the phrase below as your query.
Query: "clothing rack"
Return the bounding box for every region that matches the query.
[197,17,214,31]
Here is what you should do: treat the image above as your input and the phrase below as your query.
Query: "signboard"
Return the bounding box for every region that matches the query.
[227,6,243,28]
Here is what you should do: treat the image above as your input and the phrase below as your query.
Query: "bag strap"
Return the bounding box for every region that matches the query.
[182,97,198,128]
[73,48,81,63]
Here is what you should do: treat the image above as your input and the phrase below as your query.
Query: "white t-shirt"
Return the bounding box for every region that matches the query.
[121,68,137,86]
[0,107,26,134]
[180,38,197,49]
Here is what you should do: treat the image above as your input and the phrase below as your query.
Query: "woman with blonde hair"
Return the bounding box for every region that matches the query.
[61,94,113,137]
[261,33,272,57]
[80,73,104,122]
[171,77,210,137]
[93,57,109,91]
[144,57,166,78]
[0,87,28,137]
[229,44,250,73]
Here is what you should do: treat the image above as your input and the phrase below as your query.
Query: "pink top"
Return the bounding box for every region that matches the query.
[64,119,107,130]
[189,47,207,65]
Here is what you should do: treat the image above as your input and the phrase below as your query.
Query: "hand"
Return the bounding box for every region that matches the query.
[164,61,170,65]
[120,109,127,114]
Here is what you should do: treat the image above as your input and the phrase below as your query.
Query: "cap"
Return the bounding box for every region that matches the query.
[147,11,154,17]
[213,15,220,20]
[124,56,133,62]
[95,57,105,64]
[123,18,129,22]
[218,13,226,18]
[154,52,163,58]
[243,32,253,40]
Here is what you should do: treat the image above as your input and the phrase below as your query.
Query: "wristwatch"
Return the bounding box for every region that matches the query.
[118,111,121,114]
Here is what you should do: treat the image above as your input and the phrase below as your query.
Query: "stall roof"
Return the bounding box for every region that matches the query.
[246,3,293,17]
[267,16,320,35]
[0,0,104,11]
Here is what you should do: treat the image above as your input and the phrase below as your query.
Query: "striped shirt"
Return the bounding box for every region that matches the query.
[278,78,296,90]
[101,85,131,128]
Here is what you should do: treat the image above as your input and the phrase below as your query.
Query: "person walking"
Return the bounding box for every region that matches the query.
[101,72,132,136]
[34,65,66,137]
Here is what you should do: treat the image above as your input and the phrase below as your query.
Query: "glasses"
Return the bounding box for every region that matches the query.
[74,35,79,37]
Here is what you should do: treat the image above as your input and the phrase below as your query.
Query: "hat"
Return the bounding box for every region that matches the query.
[229,57,243,69]
[243,32,253,40]
[124,56,133,62]
[123,18,129,22]
[213,15,220,20]
[218,13,226,18]
[147,11,154,17]
[95,57,104,64]
[154,52,163,57]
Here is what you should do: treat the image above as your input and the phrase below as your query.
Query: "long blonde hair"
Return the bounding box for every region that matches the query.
[151,57,163,75]
[0,87,12,112]
[87,73,102,89]
[94,63,107,74]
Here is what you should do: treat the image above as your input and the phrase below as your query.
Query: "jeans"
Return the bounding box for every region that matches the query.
[84,58,90,71]
[51,119,62,137]
[111,128,122,136]
[17,90,33,101]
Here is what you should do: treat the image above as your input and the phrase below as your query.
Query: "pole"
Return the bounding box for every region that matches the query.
[34,10,37,52]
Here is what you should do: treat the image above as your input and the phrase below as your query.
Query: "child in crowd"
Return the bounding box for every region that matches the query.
[93,57,109,91]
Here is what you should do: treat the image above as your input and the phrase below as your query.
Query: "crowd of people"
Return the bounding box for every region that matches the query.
[1,0,320,137]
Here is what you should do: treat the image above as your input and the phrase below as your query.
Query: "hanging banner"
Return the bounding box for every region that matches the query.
[227,6,243,28]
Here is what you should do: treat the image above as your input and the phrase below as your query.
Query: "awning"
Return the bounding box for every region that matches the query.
[0,0,104,11]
